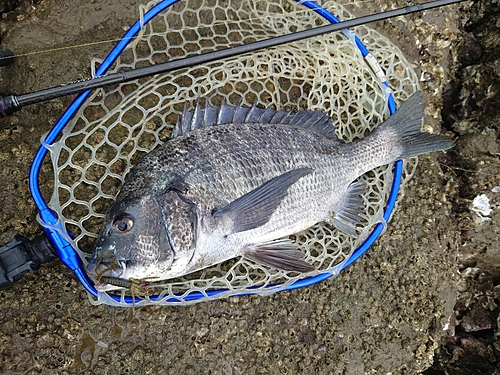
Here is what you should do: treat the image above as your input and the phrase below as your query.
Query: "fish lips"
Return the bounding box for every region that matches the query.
[86,249,127,280]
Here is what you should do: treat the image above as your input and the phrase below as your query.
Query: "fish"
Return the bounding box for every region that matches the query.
[86,91,454,291]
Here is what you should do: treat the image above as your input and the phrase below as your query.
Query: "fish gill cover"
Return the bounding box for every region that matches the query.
[43,0,420,306]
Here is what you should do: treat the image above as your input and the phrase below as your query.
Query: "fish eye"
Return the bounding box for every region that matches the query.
[112,214,134,234]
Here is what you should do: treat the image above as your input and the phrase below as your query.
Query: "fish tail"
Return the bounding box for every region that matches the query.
[382,91,454,159]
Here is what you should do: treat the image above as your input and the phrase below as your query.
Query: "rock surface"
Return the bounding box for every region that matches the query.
[0,0,493,374]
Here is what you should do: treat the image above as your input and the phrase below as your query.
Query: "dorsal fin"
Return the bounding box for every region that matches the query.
[171,100,337,139]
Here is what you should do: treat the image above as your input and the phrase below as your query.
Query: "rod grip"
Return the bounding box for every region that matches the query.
[0,49,14,67]
[0,95,21,118]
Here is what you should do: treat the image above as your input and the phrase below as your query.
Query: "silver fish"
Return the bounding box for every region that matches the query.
[86,91,454,291]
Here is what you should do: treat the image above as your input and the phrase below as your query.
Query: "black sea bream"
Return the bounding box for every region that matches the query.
[87,91,454,290]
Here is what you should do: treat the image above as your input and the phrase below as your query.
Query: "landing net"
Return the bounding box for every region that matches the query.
[37,0,419,306]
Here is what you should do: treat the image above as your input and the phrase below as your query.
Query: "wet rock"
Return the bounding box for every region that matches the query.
[431,1,500,365]
[453,133,500,157]
[460,303,494,333]
[459,334,492,360]
[457,33,483,67]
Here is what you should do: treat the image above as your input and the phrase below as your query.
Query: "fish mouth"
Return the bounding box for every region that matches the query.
[87,250,127,282]
[94,279,128,292]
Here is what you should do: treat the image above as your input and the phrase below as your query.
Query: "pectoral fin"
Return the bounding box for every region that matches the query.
[329,181,366,236]
[244,239,315,272]
[213,167,314,233]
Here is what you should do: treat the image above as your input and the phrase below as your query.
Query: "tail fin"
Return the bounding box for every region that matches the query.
[382,91,454,158]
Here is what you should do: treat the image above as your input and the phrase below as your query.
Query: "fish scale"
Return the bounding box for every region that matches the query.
[163,125,341,198]
[87,92,454,288]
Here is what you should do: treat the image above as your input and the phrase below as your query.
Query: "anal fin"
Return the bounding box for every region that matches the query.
[244,239,315,273]
[329,181,366,236]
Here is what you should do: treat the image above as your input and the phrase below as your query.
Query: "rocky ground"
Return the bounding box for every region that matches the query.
[424,0,500,373]
[0,0,498,374]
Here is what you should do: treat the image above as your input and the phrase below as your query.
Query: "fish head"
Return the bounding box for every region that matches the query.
[86,190,198,290]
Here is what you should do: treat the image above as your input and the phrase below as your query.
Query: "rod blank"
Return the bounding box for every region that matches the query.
[0,0,467,118]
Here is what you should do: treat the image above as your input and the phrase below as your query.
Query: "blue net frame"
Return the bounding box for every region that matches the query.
[29,0,400,305]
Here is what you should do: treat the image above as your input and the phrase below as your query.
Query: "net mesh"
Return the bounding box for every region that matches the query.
[43,0,419,306]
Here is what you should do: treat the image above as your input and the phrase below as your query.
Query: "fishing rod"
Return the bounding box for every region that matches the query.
[0,0,467,118]
[0,0,467,297]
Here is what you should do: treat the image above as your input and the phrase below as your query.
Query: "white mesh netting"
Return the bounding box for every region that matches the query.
[44,0,419,306]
